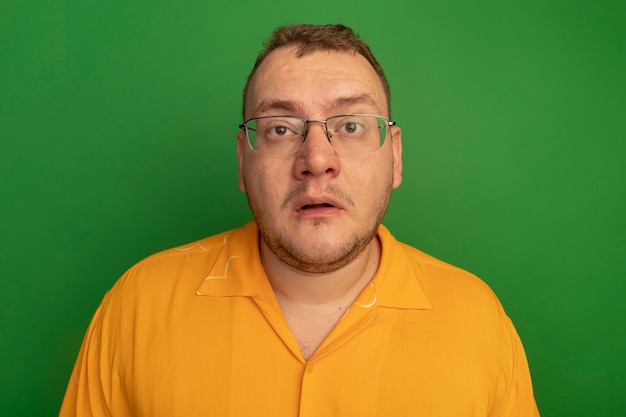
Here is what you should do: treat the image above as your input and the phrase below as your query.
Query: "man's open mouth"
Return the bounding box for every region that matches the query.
[301,203,334,210]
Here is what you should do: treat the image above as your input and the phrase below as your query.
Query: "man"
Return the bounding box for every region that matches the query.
[60,24,539,416]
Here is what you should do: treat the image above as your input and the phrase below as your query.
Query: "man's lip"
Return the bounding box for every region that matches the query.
[293,195,345,211]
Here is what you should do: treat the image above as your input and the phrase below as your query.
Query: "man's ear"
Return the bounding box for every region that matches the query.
[390,125,403,189]
[236,131,247,192]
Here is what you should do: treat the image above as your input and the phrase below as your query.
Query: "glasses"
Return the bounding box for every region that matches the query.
[239,114,396,154]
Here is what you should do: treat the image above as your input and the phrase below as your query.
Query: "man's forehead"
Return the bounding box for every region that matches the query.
[247,47,387,117]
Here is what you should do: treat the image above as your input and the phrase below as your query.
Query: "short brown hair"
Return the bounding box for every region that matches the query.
[242,23,391,119]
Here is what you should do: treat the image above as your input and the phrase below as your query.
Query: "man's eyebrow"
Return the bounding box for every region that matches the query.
[254,100,303,116]
[329,94,382,113]
[253,94,383,117]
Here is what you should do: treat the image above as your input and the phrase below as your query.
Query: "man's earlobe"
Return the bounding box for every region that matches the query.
[391,126,403,189]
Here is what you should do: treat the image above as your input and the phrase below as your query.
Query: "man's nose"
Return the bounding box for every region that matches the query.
[294,122,341,179]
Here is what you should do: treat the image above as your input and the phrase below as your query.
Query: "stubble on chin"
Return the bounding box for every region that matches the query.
[245,181,393,274]
[264,229,372,274]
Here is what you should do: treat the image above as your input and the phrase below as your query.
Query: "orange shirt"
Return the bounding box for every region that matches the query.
[60,221,539,416]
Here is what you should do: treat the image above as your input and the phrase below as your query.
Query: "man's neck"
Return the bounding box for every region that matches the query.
[260,236,382,360]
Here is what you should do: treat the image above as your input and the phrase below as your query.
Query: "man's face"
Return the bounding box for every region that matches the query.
[237,46,403,273]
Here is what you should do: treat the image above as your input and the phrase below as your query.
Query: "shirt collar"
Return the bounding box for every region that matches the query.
[196,221,432,310]
[195,221,266,297]
[373,224,432,310]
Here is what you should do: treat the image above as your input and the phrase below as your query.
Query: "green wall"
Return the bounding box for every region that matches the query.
[1,0,624,415]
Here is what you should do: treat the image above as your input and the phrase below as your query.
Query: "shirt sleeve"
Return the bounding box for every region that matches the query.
[489,316,541,417]
[58,292,133,417]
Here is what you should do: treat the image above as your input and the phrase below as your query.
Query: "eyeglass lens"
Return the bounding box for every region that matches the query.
[245,115,389,154]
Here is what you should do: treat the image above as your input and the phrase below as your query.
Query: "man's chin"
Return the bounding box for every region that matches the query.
[268,235,372,274]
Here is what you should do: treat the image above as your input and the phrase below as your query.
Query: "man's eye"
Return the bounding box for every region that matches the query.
[267,125,298,137]
[269,125,290,136]
[339,121,364,135]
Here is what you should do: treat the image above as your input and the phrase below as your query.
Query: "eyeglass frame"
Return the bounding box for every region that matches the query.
[238,113,397,154]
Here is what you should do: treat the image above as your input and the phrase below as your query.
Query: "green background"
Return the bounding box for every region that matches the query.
[1,0,625,415]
